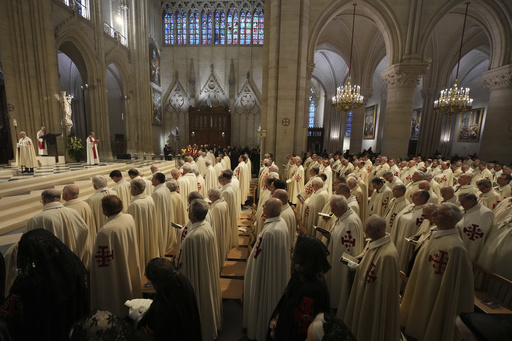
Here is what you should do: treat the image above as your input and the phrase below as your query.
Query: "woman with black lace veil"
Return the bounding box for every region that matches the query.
[267,234,331,341]
[0,229,89,340]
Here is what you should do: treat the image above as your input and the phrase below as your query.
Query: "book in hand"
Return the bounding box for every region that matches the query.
[405,237,419,244]
[297,194,305,202]
[339,252,360,265]
[318,212,332,218]
[171,222,183,229]
[286,179,292,184]
[314,226,330,235]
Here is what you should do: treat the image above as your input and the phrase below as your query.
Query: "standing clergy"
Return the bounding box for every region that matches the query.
[400,203,474,341]
[90,195,141,318]
[166,179,187,226]
[243,198,290,341]
[127,178,158,274]
[478,214,512,281]
[152,172,173,254]
[204,159,218,194]
[347,176,367,221]
[338,215,400,341]
[27,189,89,267]
[219,169,240,248]
[86,175,118,233]
[457,193,494,261]
[477,179,502,210]
[62,184,96,268]
[368,177,393,217]
[206,188,230,270]
[17,131,38,173]
[318,195,364,311]
[171,168,191,218]
[36,126,47,156]
[273,189,298,246]
[86,131,100,165]
[109,170,131,213]
[390,190,429,272]
[177,199,222,341]
[128,168,153,196]
[383,184,410,233]
[288,157,305,205]
[235,155,250,204]
[302,177,330,236]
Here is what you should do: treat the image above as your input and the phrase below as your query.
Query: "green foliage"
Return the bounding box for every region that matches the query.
[67,134,86,162]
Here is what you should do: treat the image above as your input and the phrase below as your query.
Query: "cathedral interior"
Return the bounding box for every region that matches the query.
[0,0,511,167]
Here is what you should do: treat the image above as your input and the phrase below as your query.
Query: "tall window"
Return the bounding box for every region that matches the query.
[164,9,174,44]
[308,88,316,128]
[345,111,353,137]
[163,2,263,46]
[189,7,199,45]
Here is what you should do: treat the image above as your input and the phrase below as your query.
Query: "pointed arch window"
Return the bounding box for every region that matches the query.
[189,7,199,45]
[164,7,174,45]
[309,88,317,128]
[214,6,225,44]
[258,8,264,44]
[202,9,213,44]
[176,6,187,44]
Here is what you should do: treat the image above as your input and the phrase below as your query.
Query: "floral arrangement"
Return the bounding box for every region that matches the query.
[67,134,86,162]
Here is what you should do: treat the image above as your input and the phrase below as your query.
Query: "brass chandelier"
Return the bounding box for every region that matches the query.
[332,3,363,114]
[434,2,473,119]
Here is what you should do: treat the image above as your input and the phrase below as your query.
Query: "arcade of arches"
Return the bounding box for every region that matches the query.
[0,0,511,167]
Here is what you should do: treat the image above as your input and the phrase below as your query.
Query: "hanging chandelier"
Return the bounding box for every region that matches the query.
[332,3,363,114]
[434,2,473,119]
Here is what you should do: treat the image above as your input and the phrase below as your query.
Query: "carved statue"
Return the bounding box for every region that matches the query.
[60,90,73,133]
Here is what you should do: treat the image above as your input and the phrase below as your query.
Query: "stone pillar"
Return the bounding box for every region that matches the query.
[480,65,512,163]
[380,64,427,158]
[417,88,442,157]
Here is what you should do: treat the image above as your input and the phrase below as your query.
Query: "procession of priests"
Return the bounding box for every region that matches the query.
[2,146,512,340]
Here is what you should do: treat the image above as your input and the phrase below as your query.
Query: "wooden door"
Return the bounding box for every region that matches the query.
[189,106,231,146]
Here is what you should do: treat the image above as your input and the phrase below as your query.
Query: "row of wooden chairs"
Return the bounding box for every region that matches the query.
[472,261,512,314]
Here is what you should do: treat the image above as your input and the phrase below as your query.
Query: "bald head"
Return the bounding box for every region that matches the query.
[365,215,386,240]
[41,189,61,205]
[263,198,282,218]
[62,184,80,201]
[418,180,431,191]
[272,189,289,206]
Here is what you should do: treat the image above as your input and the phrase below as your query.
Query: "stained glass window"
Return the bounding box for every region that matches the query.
[232,9,239,44]
[202,9,213,44]
[176,6,187,44]
[227,10,233,44]
[258,9,264,44]
[189,7,199,45]
[345,111,353,137]
[240,11,246,45]
[220,10,226,44]
[214,7,225,44]
[164,8,174,45]
[252,10,259,44]
[243,7,251,44]
[309,88,316,128]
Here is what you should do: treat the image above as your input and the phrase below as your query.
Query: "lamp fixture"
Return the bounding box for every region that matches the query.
[332,3,364,114]
[434,2,473,119]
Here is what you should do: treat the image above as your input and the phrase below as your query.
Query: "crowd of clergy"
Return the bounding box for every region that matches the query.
[1,146,512,340]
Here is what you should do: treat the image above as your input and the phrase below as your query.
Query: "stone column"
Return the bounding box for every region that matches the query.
[380,64,427,158]
[416,88,442,157]
[480,65,512,163]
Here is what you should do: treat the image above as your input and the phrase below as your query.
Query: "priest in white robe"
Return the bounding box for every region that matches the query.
[400,203,474,341]
[322,159,333,195]
[151,172,173,254]
[86,132,100,165]
[36,126,47,155]
[496,173,512,198]
[194,169,207,198]
[16,131,38,173]
[383,184,410,233]
[219,169,240,248]
[86,175,118,233]
[302,178,330,236]
[235,155,250,204]
[204,159,218,194]
[478,215,512,281]
[206,188,230,270]
[90,195,141,318]
[338,215,400,341]
[368,177,393,217]
[177,199,222,341]
[182,163,199,194]
[273,189,298,246]
[27,189,89,267]
[434,161,454,188]
[109,170,131,213]
[127,178,158,274]
[457,193,494,261]
[128,168,153,196]
[288,157,305,205]
[477,179,502,210]
[214,156,224,177]
[62,184,96,268]
[318,195,364,310]
[243,198,290,341]
[347,176,367,221]
[171,168,192,217]
[166,179,187,247]
[196,151,207,175]
[390,190,428,271]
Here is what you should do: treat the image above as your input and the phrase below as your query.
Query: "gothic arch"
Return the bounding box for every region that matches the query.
[55,28,97,84]
[308,1,401,70]
[418,0,511,70]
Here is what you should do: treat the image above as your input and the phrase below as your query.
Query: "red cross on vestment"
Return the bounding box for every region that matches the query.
[439,175,447,183]
[341,230,356,251]
[428,250,449,275]
[463,224,484,241]
[254,236,263,259]
[95,246,114,267]
[293,297,315,334]
[366,263,377,283]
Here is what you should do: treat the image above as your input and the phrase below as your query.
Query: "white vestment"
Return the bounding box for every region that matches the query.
[323,166,333,195]
[368,186,393,217]
[281,203,297,247]
[478,215,512,281]
[302,188,330,235]
[178,220,222,341]
[243,216,290,341]
[17,137,38,169]
[63,198,97,269]
[326,208,364,309]
[383,196,410,233]
[289,165,305,205]
[197,156,207,175]
[197,174,206,198]
[221,182,240,248]
[36,129,47,155]
[456,203,494,261]
[479,190,502,210]
[90,213,141,317]
[112,179,131,213]
[235,161,250,203]
[435,168,454,188]
[204,165,218,194]
[390,203,425,271]
[152,183,174,254]
[86,135,100,164]
[86,187,118,234]
[127,193,158,274]
[206,198,230,270]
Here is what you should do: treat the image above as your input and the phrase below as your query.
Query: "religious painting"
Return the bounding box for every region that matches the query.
[457,107,483,142]
[363,105,377,139]
[149,43,160,86]
[151,87,162,126]
[410,108,421,139]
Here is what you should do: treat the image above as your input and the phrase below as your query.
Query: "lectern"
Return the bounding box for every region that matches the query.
[40,133,62,163]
